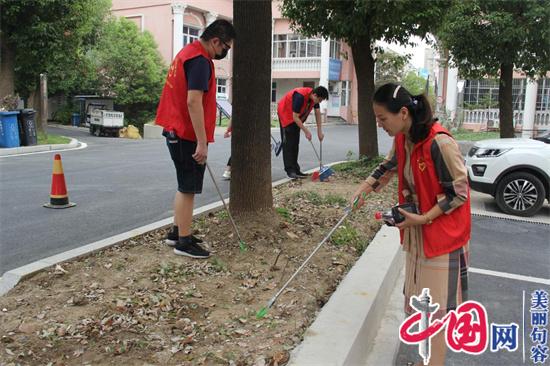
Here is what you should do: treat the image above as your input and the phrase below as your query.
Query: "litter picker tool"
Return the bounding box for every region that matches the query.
[309,140,334,182]
[256,195,364,319]
[205,162,247,252]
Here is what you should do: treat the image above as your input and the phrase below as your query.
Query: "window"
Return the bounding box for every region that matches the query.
[271,82,277,102]
[536,78,550,111]
[183,25,200,47]
[330,39,341,59]
[273,34,287,58]
[217,78,227,99]
[341,81,351,106]
[272,34,321,58]
[463,78,529,110]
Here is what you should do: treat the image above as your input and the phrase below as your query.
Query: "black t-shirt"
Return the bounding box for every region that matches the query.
[292,92,320,114]
[184,56,211,91]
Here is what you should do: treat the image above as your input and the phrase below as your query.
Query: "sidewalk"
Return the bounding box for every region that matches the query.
[0,137,84,157]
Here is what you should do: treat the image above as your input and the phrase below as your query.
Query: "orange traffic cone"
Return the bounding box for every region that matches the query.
[43,154,76,209]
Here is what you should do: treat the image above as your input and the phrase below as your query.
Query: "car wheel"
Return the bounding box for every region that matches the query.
[495,172,545,217]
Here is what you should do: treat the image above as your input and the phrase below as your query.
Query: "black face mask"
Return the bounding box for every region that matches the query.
[214,44,229,60]
[214,48,229,60]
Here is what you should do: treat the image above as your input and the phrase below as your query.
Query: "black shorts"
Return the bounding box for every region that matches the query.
[166,135,206,194]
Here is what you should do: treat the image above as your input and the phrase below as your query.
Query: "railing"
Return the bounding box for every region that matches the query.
[463,109,550,129]
[272,57,321,71]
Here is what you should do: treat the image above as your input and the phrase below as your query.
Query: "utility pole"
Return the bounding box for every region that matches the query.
[39,73,48,137]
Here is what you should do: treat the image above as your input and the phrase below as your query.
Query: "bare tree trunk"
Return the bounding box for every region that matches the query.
[499,63,514,138]
[0,36,15,97]
[230,0,273,216]
[351,36,378,158]
[39,74,48,136]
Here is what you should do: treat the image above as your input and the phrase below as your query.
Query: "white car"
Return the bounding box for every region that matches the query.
[465,138,550,217]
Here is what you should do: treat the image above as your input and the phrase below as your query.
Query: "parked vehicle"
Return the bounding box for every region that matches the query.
[89,108,124,137]
[465,138,550,217]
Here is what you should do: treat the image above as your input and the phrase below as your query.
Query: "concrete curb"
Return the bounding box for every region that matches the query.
[289,225,404,366]
[0,200,223,296]
[0,161,346,296]
[48,123,90,133]
[0,137,82,157]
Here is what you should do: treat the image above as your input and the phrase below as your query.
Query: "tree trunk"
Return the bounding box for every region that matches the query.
[230,0,273,216]
[498,63,514,138]
[0,25,15,97]
[351,37,378,158]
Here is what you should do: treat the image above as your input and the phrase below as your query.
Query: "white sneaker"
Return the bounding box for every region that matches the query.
[222,170,231,180]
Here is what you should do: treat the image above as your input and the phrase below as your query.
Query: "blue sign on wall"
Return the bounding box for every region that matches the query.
[329,58,342,81]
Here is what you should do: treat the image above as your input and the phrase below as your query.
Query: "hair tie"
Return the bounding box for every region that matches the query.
[392,85,401,99]
[410,96,421,110]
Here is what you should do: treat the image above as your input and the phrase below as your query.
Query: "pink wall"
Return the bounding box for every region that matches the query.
[111,1,172,64]
[111,0,233,100]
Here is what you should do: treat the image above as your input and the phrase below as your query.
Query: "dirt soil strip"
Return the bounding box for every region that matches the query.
[0,169,397,366]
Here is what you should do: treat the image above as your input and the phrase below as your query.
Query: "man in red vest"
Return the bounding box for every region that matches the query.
[277,86,329,179]
[156,20,235,259]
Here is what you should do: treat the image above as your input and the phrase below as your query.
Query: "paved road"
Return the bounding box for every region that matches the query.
[0,124,392,275]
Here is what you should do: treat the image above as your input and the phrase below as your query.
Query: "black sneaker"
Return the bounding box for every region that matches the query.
[296,171,308,178]
[287,172,299,179]
[165,226,179,246]
[165,228,203,247]
[174,239,211,259]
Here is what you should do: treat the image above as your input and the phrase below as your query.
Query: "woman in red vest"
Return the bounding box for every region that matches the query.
[351,83,471,366]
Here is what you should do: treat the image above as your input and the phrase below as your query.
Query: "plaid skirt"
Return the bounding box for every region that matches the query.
[403,226,469,320]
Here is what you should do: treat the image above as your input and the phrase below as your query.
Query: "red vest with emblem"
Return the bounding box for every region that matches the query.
[155,41,216,142]
[277,87,314,128]
[395,123,471,258]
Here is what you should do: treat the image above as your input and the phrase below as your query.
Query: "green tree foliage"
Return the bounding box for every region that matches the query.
[85,17,167,127]
[281,0,445,157]
[438,0,550,138]
[0,0,111,97]
[375,51,409,87]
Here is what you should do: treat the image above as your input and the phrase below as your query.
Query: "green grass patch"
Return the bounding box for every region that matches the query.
[332,155,385,178]
[331,224,368,253]
[37,132,71,145]
[215,210,229,220]
[323,193,348,207]
[291,191,348,207]
[331,224,359,246]
[210,258,228,273]
[275,207,292,221]
[292,191,324,205]
[452,129,499,141]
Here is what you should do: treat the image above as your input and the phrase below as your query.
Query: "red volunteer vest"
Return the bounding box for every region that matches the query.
[155,41,216,142]
[395,123,471,258]
[277,87,314,128]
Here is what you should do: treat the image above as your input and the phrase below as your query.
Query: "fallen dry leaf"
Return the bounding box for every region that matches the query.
[286,232,299,240]
[54,264,68,275]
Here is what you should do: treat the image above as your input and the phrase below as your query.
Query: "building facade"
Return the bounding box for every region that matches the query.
[111,0,359,123]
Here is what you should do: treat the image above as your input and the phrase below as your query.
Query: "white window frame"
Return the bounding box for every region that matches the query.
[341,81,351,106]
[183,25,200,48]
[330,39,341,59]
[272,34,321,58]
[216,78,228,99]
